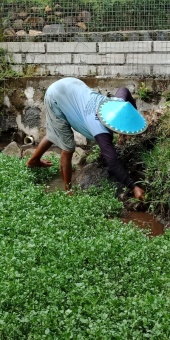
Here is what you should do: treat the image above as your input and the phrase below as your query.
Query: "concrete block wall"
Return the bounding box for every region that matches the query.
[0,40,170,78]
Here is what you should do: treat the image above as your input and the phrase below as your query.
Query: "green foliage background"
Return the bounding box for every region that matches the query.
[0,153,170,338]
[142,108,170,219]
[0,0,170,334]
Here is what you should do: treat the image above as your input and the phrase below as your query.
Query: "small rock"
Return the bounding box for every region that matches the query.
[77,11,91,23]
[54,11,63,17]
[29,30,43,36]
[3,27,16,36]
[63,16,76,25]
[30,7,40,13]
[16,30,27,36]
[128,83,136,94]
[43,24,65,34]
[73,131,87,146]
[13,19,24,30]
[54,4,62,10]
[76,22,87,31]
[72,147,86,165]
[76,162,108,189]
[45,5,52,13]
[18,12,28,19]
[22,148,35,157]
[2,142,22,158]
[24,16,44,29]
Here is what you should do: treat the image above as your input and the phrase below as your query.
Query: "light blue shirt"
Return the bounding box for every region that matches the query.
[46,77,110,140]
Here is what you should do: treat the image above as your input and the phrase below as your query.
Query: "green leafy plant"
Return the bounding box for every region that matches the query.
[0,48,22,79]
[139,106,170,219]
[141,137,170,218]
[0,153,170,338]
[162,89,170,102]
[137,82,150,101]
[86,144,101,163]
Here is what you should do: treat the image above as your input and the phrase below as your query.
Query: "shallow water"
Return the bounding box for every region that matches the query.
[46,169,81,192]
[121,211,164,236]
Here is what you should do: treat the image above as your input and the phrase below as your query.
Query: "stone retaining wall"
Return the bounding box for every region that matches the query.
[0,36,170,78]
[0,32,170,144]
[0,76,169,145]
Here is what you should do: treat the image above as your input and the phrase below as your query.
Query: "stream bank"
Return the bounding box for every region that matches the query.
[1,139,168,236]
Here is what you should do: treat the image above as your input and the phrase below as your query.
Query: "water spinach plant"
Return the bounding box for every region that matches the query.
[0,153,170,339]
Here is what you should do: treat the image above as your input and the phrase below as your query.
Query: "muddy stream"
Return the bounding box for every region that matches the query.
[47,170,164,237]
[121,211,164,237]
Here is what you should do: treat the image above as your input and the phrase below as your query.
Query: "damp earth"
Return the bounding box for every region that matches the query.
[46,164,165,237]
[121,211,164,237]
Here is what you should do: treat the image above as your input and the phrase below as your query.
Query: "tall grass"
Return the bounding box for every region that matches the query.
[142,108,170,219]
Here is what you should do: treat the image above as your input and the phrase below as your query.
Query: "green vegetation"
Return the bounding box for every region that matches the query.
[142,137,170,217]
[0,47,22,118]
[137,82,151,101]
[142,107,170,219]
[0,86,4,110]
[3,0,50,5]
[162,89,170,102]
[0,16,4,42]
[0,48,22,80]
[0,153,170,338]
[86,144,100,164]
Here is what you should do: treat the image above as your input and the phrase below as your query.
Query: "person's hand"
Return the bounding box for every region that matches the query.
[66,189,74,196]
[132,185,145,200]
[27,159,53,168]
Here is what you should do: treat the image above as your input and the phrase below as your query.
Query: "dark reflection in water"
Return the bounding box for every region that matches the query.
[121,211,164,237]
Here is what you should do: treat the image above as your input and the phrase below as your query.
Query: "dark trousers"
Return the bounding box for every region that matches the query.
[114,87,137,109]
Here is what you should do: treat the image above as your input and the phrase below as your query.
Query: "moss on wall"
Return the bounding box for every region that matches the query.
[0,48,22,80]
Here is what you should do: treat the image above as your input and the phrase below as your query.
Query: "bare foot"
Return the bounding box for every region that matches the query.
[26,159,53,168]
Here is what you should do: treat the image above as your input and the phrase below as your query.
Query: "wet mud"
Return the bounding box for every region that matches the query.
[121,211,164,237]
[47,174,165,237]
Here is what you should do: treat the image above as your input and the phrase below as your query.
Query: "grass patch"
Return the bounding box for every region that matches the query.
[0,154,170,339]
[142,108,170,219]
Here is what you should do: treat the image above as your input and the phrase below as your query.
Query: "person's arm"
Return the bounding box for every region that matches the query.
[60,150,74,191]
[26,136,53,167]
[95,133,145,199]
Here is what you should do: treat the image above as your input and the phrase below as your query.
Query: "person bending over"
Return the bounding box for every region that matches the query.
[27,77,147,199]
